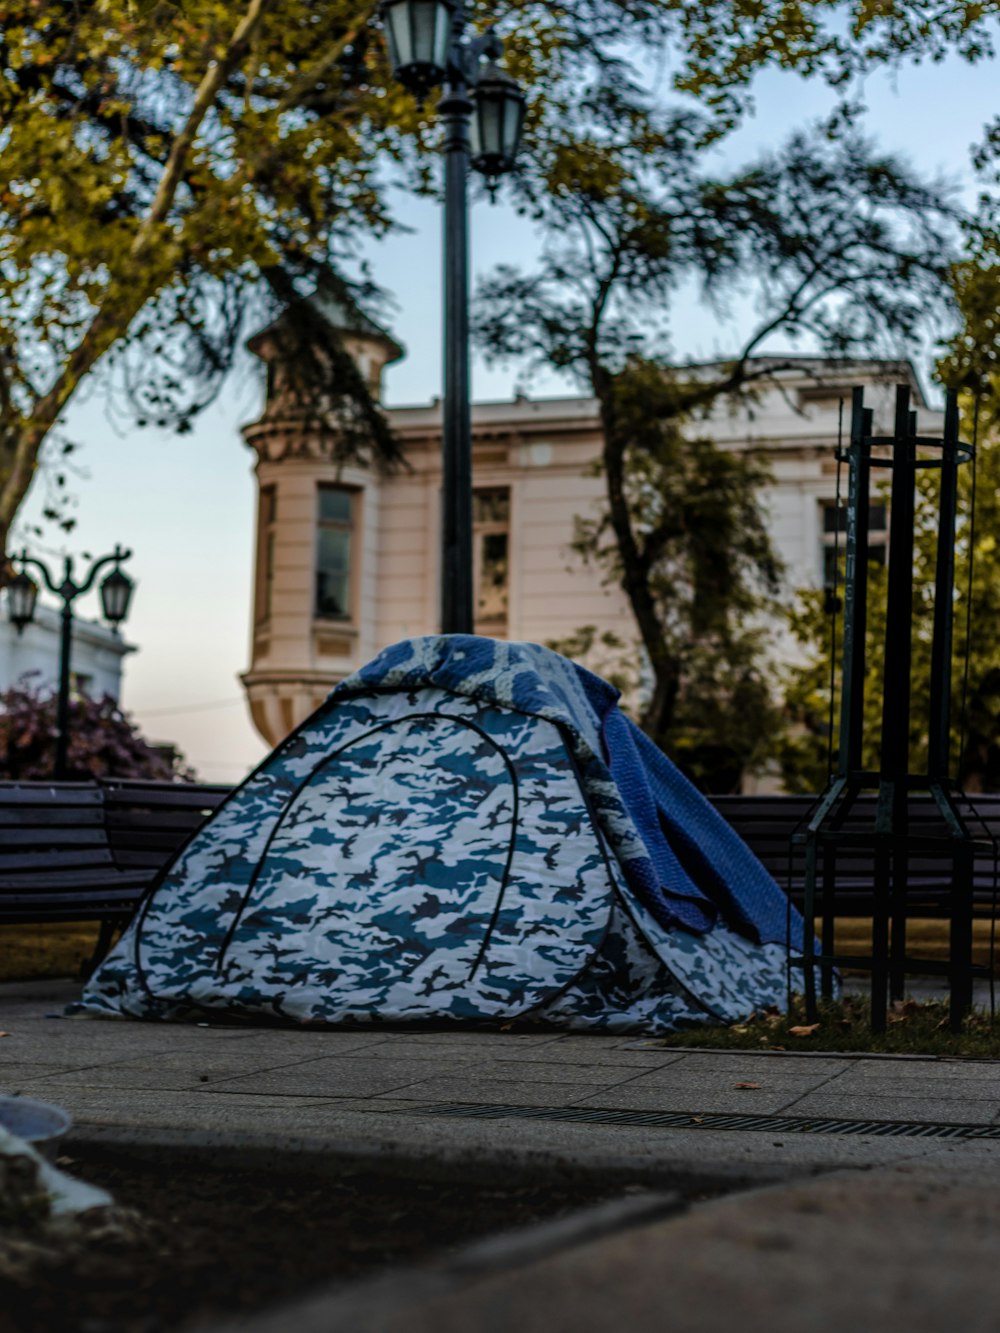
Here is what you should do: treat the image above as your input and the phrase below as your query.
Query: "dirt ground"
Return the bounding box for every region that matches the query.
[1,1148,626,1333]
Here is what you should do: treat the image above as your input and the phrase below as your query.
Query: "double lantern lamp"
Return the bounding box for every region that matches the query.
[6,551,134,636]
[5,545,135,780]
[380,0,526,190]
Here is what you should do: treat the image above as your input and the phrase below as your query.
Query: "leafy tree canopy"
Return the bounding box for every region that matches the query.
[651,2,1000,405]
[653,1,1000,130]
[0,0,675,554]
[475,88,962,786]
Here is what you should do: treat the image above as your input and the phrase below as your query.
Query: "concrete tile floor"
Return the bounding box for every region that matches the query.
[6,978,1000,1157]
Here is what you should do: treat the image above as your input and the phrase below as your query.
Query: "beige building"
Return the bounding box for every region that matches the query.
[240,303,937,749]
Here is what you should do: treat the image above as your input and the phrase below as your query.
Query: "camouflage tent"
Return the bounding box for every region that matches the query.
[78,637,803,1033]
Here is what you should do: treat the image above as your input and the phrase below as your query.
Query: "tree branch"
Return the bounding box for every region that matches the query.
[0,0,274,547]
[132,0,271,256]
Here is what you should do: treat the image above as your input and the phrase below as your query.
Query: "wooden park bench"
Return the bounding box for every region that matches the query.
[0,779,229,970]
[710,792,1000,922]
[2,780,998,976]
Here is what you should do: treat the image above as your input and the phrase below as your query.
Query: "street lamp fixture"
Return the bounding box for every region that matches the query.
[99,562,135,627]
[5,545,135,779]
[381,0,454,99]
[6,570,39,634]
[469,61,525,191]
[379,0,526,634]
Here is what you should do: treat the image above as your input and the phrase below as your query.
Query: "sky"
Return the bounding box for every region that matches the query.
[12,38,1000,784]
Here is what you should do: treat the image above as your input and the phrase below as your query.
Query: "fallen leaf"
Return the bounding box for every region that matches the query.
[887,999,919,1025]
[0,1031,9,1038]
[734,1082,762,1090]
[788,1024,821,1037]
[689,1115,705,1124]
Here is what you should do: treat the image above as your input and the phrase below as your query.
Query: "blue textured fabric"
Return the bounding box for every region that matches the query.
[339,636,804,951]
[603,711,798,948]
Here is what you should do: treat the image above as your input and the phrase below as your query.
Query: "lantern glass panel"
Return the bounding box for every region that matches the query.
[100,568,134,626]
[471,68,525,177]
[7,572,38,630]
[470,94,499,160]
[382,0,452,87]
[503,94,525,159]
[411,1,443,66]
[433,0,452,69]
[384,1,412,69]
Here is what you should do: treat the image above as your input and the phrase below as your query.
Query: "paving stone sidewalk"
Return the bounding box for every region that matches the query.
[6,976,1000,1331]
[4,977,1000,1182]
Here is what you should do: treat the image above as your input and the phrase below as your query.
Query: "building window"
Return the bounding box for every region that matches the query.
[70,672,93,698]
[255,486,277,625]
[474,488,510,633]
[821,499,888,587]
[316,486,356,620]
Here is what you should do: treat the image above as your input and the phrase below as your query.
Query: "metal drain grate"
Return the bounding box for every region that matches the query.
[415,1102,1000,1140]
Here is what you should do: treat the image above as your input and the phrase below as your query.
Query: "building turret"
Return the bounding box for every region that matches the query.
[239,295,404,747]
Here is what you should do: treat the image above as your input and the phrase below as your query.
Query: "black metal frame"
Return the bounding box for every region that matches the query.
[792,384,994,1031]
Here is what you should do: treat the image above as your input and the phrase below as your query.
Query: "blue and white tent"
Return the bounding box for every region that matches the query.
[79,637,805,1033]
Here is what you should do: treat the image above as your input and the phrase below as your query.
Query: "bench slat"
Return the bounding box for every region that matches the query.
[0,782,222,965]
[0,848,122,875]
[2,884,148,903]
[0,828,113,848]
[0,811,106,831]
[0,785,104,806]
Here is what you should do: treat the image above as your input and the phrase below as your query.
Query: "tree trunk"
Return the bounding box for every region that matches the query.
[595,383,682,746]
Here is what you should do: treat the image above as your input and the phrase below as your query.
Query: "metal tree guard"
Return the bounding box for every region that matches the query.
[793,383,995,1031]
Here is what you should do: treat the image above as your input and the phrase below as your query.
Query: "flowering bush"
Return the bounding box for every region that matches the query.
[0,677,192,781]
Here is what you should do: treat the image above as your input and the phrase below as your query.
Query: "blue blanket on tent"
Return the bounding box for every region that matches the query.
[340,635,803,952]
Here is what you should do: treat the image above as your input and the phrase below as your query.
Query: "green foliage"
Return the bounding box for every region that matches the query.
[940,211,1000,411]
[0,677,192,781]
[475,88,960,790]
[0,0,672,549]
[780,419,1000,793]
[649,2,1000,132]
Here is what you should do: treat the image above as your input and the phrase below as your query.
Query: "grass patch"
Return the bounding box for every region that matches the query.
[830,918,999,970]
[0,922,105,983]
[662,994,1000,1058]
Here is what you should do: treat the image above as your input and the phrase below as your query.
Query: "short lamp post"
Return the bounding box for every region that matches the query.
[6,546,135,779]
[379,0,526,634]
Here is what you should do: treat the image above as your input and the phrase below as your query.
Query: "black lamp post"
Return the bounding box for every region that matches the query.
[6,545,135,779]
[379,0,525,634]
